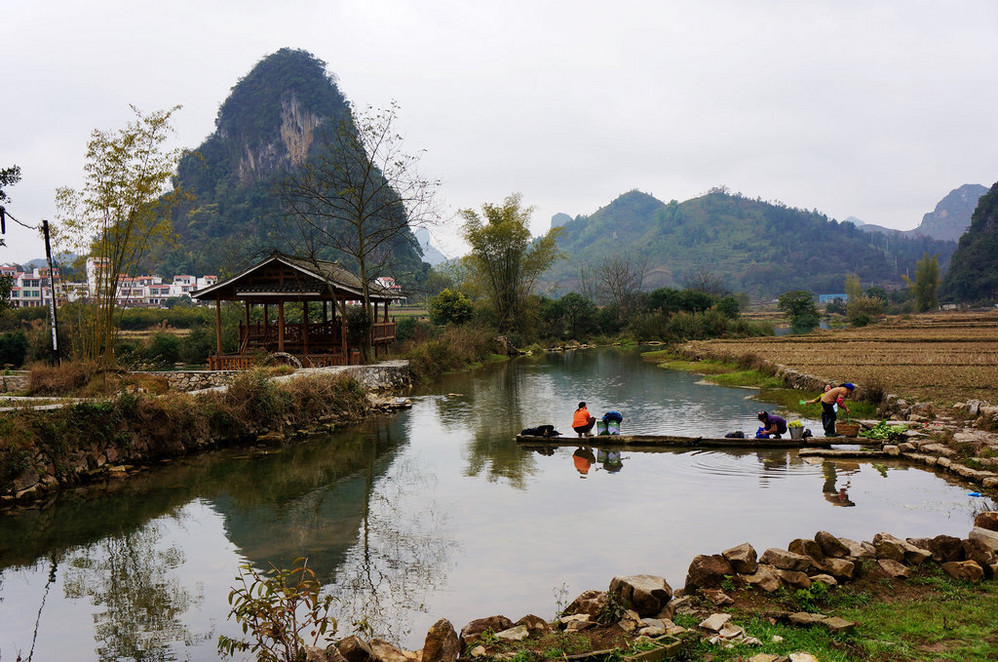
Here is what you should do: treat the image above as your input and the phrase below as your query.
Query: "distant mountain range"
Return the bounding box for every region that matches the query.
[852,184,988,242]
[539,189,957,299]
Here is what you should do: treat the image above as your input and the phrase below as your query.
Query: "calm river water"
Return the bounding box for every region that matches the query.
[0,349,988,661]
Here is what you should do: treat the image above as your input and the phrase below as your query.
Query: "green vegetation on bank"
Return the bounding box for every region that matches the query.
[0,369,368,494]
[641,348,879,419]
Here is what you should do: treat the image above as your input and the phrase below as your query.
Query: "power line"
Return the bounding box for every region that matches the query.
[0,205,41,234]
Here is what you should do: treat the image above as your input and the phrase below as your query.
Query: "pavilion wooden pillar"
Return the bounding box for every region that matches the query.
[264,304,270,348]
[278,301,285,353]
[372,301,379,358]
[214,296,223,360]
[340,294,348,360]
[302,300,310,356]
[243,301,251,350]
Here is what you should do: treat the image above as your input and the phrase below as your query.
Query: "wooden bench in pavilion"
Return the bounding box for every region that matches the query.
[191,251,399,370]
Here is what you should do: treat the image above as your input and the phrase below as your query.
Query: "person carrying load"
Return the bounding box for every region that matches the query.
[808,383,854,436]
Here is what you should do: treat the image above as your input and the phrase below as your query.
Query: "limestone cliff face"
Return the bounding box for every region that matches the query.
[234,96,323,183]
[914,184,989,242]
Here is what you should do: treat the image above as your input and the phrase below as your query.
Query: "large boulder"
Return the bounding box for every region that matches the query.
[873,533,931,564]
[422,619,460,662]
[562,590,608,618]
[740,564,782,592]
[908,535,964,563]
[759,548,812,572]
[685,554,733,591]
[815,531,851,558]
[974,511,998,532]
[788,538,824,561]
[810,556,855,580]
[962,539,998,579]
[942,560,985,582]
[459,616,514,647]
[722,543,759,574]
[609,575,673,618]
[369,639,408,662]
[338,636,375,662]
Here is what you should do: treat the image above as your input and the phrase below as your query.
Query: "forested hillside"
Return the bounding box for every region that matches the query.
[541,189,956,298]
[942,181,998,302]
[148,48,424,281]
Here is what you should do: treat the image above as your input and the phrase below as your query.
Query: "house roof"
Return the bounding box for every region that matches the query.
[191,251,398,303]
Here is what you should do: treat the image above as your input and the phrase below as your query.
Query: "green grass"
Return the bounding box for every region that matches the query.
[705,370,784,388]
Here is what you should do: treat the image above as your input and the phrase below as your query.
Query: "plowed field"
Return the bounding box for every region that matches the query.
[685,311,998,404]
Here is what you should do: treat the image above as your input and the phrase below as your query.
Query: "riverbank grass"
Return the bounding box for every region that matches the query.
[641,348,878,419]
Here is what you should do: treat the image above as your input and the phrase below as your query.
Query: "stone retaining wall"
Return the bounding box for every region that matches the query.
[0,373,29,393]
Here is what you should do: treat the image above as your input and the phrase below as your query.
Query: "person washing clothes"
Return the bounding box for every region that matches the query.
[809,383,855,436]
[757,411,788,438]
[572,401,596,437]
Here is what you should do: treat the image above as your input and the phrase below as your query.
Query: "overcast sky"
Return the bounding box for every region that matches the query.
[3,0,997,265]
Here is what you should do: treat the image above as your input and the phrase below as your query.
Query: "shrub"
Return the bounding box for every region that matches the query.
[429,288,474,325]
[0,330,29,368]
[218,557,337,662]
[144,332,183,367]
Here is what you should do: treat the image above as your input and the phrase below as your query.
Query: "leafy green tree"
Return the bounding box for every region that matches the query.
[461,193,562,332]
[714,295,740,319]
[55,106,185,366]
[903,252,941,312]
[429,288,474,325]
[778,290,820,333]
[844,273,862,301]
[846,295,884,327]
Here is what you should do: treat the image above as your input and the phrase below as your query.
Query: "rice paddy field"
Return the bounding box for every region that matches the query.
[685,311,998,405]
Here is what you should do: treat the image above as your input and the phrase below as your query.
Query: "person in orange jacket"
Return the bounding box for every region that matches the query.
[572,401,596,437]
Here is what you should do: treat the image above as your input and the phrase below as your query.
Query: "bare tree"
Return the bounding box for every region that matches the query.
[595,252,648,311]
[279,102,439,357]
[682,267,728,296]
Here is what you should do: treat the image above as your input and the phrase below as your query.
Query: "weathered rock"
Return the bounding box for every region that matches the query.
[969,526,998,552]
[304,644,338,662]
[911,535,964,563]
[788,612,825,627]
[877,559,911,578]
[741,564,782,592]
[815,531,851,558]
[563,617,596,632]
[514,614,550,635]
[562,590,607,618]
[873,533,931,564]
[338,635,375,662]
[810,557,855,580]
[822,616,856,634]
[700,588,734,606]
[422,619,460,662]
[787,538,824,561]
[699,613,731,632]
[789,654,821,662]
[459,616,514,646]
[370,639,409,662]
[685,554,733,591]
[722,542,759,574]
[838,537,876,559]
[494,625,529,642]
[777,569,811,591]
[809,574,837,587]
[760,548,812,572]
[618,610,642,633]
[747,655,784,662]
[609,574,673,617]
[942,560,985,582]
[962,539,998,578]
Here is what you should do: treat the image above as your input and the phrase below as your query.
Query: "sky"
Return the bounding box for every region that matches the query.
[2,0,997,265]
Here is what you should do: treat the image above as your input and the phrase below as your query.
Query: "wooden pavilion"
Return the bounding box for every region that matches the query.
[191,251,398,370]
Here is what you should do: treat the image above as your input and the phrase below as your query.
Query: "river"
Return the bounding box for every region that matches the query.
[0,348,986,660]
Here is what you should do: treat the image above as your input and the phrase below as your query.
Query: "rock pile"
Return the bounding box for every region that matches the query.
[294,513,998,662]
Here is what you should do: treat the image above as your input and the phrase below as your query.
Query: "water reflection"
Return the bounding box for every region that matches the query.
[0,348,991,659]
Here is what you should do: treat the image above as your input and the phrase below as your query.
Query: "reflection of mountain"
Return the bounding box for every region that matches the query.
[208,419,403,579]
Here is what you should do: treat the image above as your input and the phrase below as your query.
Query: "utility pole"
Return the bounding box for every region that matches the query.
[41,220,61,365]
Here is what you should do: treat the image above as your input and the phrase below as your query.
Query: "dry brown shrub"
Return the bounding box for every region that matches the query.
[28,361,98,395]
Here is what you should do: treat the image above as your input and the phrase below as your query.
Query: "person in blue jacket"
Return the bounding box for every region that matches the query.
[757,411,788,438]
